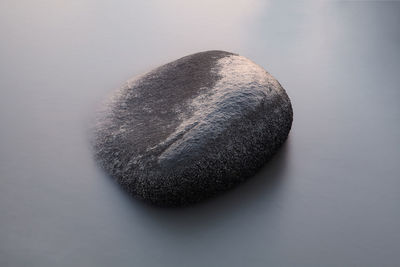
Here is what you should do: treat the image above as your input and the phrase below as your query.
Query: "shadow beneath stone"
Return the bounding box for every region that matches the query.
[118,138,292,234]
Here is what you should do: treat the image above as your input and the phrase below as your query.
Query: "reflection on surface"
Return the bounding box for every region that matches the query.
[124,140,291,229]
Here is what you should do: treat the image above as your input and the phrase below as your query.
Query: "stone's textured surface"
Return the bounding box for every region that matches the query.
[92,50,293,206]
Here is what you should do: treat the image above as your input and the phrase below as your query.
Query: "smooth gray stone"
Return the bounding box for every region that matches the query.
[92,50,293,206]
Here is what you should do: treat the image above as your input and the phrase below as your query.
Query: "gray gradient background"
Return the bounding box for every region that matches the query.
[0,1,399,266]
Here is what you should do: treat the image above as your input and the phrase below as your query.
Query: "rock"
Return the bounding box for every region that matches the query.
[92,50,293,207]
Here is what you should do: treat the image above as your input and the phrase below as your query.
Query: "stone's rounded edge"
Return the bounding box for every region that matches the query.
[142,113,292,207]
[92,50,293,207]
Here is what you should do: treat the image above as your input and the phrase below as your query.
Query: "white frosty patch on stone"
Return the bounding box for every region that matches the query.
[156,55,283,163]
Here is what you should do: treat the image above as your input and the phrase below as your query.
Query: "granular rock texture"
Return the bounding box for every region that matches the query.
[92,50,293,206]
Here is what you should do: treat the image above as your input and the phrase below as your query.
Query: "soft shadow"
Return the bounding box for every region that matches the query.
[116,137,293,234]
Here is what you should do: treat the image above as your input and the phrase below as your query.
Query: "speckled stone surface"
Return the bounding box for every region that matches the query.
[92,50,293,206]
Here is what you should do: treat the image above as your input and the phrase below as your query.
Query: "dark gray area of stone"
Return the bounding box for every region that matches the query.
[92,50,293,207]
